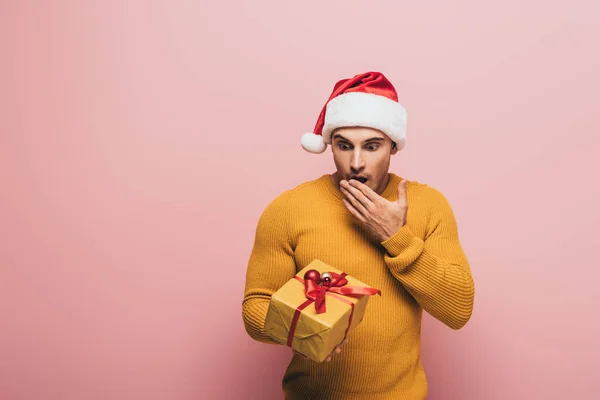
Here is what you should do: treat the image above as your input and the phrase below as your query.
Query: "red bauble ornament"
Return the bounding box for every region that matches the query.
[303,269,321,284]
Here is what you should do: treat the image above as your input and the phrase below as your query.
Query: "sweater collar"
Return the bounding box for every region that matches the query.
[321,172,401,201]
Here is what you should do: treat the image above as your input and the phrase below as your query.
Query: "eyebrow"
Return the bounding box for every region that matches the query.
[332,134,385,143]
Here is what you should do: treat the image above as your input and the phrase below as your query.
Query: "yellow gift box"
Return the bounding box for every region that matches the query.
[264,259,381,363]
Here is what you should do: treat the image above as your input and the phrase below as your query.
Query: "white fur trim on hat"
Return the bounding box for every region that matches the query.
[322,92,407,150]
[301,132,327,154]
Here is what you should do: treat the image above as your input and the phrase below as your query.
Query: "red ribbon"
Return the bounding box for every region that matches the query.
[299,272,381,314]
[286,271,381,349]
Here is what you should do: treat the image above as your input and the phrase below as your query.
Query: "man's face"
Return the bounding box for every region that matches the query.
[330,126,398,195]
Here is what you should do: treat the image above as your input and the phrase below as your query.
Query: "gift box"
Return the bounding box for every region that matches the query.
[264,259,381,363]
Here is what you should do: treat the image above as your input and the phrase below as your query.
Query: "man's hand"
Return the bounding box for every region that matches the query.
[293,338,349,362]
[340,179,408,242]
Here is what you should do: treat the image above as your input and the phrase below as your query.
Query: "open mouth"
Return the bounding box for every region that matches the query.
[351,177,368,184]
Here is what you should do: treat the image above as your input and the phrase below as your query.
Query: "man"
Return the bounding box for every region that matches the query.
[242,71,475,399]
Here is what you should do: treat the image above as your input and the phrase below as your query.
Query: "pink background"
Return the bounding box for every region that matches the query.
[2,1,599,399]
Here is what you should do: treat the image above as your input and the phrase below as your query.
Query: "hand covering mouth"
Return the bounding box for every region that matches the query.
[350,176,368,184]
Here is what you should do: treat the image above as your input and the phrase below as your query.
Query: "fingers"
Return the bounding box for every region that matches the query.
[336,338,348,353]
[325,339,349,362]
[340,186,369,217]
[341,197,366,222]
[324,351,339,362]
[297,339,350,363]
[342,180,375,209]
[347,179,378,202]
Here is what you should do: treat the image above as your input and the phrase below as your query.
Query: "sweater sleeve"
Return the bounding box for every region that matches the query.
[380,187,475,330]
[242,191,297,345]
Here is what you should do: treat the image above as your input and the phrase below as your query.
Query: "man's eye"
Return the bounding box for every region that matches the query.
[338,144,379,150]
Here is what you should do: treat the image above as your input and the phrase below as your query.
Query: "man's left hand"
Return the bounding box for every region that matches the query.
[340,179,408,242]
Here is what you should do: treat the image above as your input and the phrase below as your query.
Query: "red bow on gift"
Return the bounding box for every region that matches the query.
[297,272,381,314]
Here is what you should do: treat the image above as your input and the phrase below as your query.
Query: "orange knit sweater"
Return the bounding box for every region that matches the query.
[242,173,475,399]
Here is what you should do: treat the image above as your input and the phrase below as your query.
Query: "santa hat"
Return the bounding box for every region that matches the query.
[301,71,407,154]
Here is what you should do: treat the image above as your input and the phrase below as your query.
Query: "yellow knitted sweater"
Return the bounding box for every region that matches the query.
[242,173,475,400]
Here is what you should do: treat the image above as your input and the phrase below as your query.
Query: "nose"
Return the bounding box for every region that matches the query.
[350,149,366,172]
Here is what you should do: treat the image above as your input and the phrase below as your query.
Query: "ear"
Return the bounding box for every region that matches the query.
[390,141,399,155]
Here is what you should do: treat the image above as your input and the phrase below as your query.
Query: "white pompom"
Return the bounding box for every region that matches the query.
[300,132,327,154]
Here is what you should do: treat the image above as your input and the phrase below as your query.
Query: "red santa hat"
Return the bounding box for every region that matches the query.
[301,71,407,154]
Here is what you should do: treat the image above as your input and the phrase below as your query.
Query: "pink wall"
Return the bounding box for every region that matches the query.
[2,1,599,399]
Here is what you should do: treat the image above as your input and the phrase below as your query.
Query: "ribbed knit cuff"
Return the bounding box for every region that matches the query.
[380,224,424,262]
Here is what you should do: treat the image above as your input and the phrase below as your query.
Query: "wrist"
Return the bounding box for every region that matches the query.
[380,222,406,242]
[380,224,421,257]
